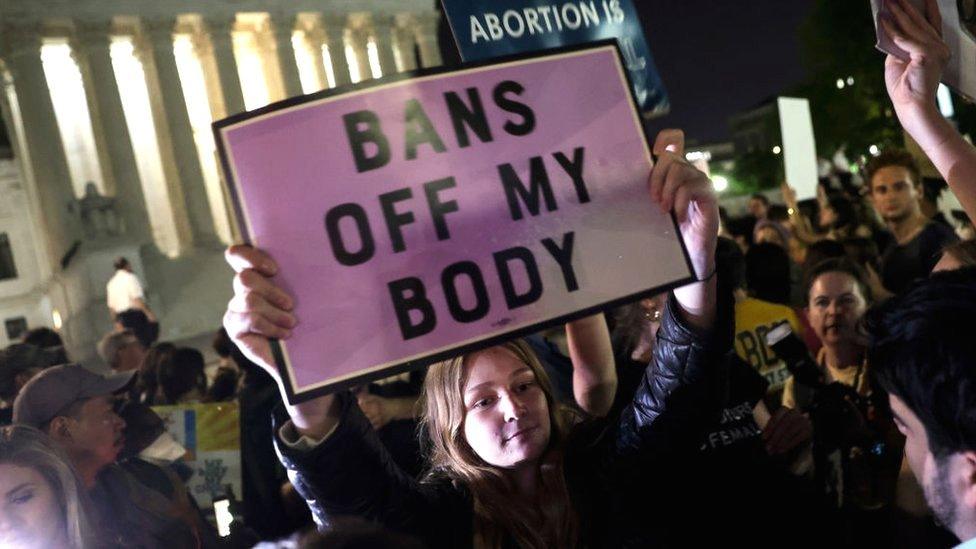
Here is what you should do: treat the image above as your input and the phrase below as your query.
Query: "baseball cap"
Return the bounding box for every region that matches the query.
[0,343,65,400]
[13,364,135,428]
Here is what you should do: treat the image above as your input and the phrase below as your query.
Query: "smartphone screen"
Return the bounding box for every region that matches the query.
[213,499,232,537]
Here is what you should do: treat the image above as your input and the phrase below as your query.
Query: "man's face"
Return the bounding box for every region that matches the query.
[749,198,768,219]
[870,166,921,222]
[56,396,126,471]
[890,394,969,536]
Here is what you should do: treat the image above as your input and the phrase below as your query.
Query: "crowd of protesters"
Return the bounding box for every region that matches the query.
[1,0,976,547]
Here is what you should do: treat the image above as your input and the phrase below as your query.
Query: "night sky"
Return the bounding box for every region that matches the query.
[638,0,814,145]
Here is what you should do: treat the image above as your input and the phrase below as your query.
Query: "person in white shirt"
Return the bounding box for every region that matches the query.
[105,257,154,321]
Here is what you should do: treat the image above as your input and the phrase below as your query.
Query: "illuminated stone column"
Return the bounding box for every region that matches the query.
[346,24,372,82]
[68,25,118,201]
[371,14,398,77]
[300,16,329,90]
[322,14,351,86]
[203,15,246,116]
[140,18,207,249]
[414,12,442,68]
[269,13,302,98]
[182,28,237,245]
[0,25,81,266]
[394,15,419,72]
[73,20,151,242]
[0,61,52,281]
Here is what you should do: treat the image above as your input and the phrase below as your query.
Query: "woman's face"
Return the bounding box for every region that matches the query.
[806,271,867,348]
[0,463,67,548]
[462,347,551,470]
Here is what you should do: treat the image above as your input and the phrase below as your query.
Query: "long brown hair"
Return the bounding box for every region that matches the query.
[420,339,580,549]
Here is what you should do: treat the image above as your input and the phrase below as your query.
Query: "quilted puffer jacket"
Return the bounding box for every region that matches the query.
[274,292,733,548]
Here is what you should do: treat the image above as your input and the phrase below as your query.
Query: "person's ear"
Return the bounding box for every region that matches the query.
[912,181,924,198]
[960,451,976,510]
[46,416,74,444]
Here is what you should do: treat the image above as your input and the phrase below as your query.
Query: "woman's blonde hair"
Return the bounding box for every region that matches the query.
[420,339,579,549]
[0,425,96,549]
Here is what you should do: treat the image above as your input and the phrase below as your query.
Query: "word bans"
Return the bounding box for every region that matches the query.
[388,232,579,340]
[343,80,536,173]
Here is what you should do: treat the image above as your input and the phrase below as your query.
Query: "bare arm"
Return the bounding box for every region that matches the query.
[883,0,976,221]
[782,182,822,245]
[564,314,616,417]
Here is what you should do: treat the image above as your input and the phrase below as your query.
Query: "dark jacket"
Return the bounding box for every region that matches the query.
[90,460,203,548]
[273,293,731,548]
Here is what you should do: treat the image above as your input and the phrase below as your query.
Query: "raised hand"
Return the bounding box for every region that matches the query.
[880,0,950,123]
[879,0,976,238]
[223,244,336,437]
[648,128,720,279]
[648,128,719,331]
[223,245,296,380]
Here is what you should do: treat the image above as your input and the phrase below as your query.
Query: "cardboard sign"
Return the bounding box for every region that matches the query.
[871,0,976,101]
[441,0,669,117]
[215,43,693,403]
[152,402,242,509]
[777,98,819,201]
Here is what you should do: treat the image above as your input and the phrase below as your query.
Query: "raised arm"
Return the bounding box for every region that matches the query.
[882,0,976,222]
[222,246,462,541]
[782,181,822,245]
[564,314,617,417]
[650,129,718,332]
[614,129,726,456]
[223,245,339,439]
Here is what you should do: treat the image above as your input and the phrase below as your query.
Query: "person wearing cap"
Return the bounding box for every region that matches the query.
[97,329,146,373]
[0,343,65,426]
[13,364,206,547]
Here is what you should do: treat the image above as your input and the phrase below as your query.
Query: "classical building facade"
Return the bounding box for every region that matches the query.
[0,0,442,363]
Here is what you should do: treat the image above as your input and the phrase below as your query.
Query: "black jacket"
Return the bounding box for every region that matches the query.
[273,293,731,548]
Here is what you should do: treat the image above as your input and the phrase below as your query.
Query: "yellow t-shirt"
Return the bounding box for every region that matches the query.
[734,298,802,394]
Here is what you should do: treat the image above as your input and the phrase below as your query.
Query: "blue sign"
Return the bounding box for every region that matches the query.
[441,0,669,117]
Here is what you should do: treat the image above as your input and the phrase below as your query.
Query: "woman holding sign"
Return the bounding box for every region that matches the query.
[223,129,724,548]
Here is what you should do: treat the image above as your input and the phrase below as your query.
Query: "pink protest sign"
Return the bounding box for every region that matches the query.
[215,43,693,403]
